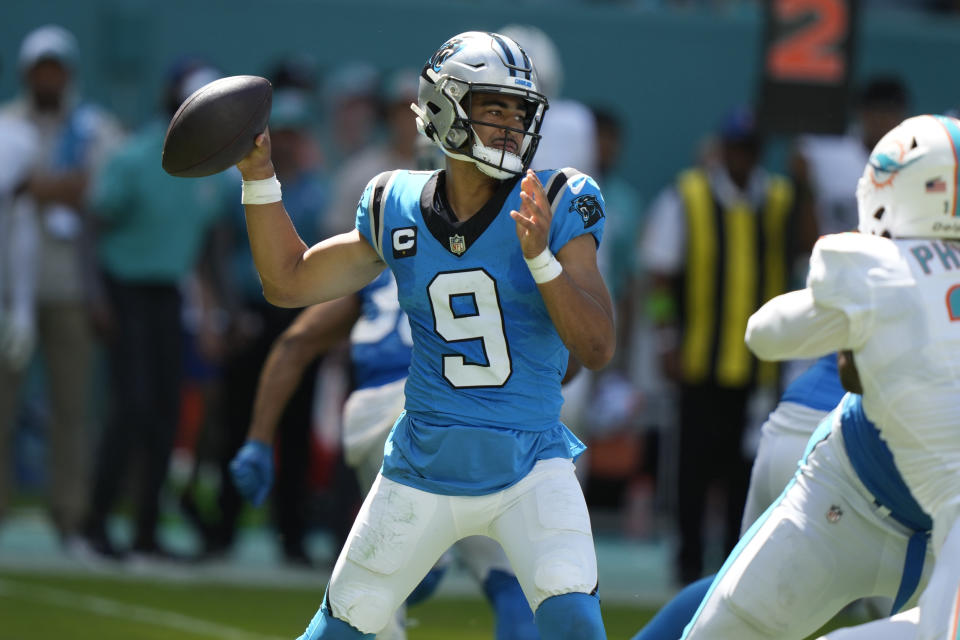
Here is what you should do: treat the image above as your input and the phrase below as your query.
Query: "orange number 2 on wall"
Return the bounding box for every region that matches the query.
[767,0,848,84]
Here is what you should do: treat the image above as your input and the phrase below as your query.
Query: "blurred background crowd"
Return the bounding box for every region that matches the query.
[0,0,957,590]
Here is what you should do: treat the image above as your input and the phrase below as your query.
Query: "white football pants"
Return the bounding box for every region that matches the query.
[326,458,598,635]
[682,419,934,640]
[740,401,829,533]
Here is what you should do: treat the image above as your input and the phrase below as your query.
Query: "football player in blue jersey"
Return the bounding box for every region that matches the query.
[235,31,614,640]
[231,269,541,640]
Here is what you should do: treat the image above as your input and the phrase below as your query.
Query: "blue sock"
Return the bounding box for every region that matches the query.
[297,591,376,640]
[629,575,714,640]
[406,564,448,607]
[534,591,606,640]
[482,569,539,640]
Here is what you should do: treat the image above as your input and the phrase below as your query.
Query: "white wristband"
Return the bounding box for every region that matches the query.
[524,246,563,284]
[241,176,282,205]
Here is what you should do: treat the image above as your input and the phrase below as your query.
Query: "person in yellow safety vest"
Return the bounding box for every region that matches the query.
[640,105,799,586]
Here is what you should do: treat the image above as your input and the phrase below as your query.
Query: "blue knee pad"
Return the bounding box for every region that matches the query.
[630,575,714,640]
[483,569,539,640]
[406,564,449,607]
[534,591,606,640]
[298,591,376,640]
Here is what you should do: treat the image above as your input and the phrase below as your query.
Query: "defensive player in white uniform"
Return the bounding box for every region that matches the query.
[752,114,960,640]
[803,117,960,640]
[680,114,960,640]
[630,354,846,640]
[235,31,614,640]
[230,270,540,640]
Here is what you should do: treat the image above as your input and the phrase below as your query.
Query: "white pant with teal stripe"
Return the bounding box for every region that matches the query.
[682,420,934,640]
[816,515,960,640]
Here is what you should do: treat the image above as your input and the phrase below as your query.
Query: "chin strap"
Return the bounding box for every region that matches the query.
[472,141,523,179]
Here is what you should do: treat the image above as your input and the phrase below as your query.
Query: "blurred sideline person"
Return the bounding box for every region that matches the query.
[0,115,41,528]
[497,24,596,177]
[0,24,124,550]
[235,30,613,639]
[578,106,648,528]
[783,76,909,385]
[323,62,381,169]
[680,114,960,640]
[326,69,420,235]
[642,106,795,584]
[591,107,644,345]
[231,269,541,640]
[198,84,331,565]
[792,76,910,240]
[81,61,232,560]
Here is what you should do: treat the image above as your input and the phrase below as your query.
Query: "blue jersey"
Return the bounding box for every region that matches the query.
[350,270,413,390]
[780,354,845,412]
[356,168,605,495]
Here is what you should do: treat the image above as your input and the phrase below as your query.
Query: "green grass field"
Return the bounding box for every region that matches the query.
[0,569,646,639]
[0,569,861,639]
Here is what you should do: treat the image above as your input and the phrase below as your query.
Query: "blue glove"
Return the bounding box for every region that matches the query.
[229,440,274,506]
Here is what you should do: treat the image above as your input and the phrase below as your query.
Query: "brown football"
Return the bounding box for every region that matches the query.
[162,75,272,178]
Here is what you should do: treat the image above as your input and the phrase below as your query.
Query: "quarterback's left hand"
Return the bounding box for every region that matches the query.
[510,170,552,258]
[229,440,274,506]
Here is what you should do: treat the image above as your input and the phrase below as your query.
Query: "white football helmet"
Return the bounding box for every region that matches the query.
[857,114,960,239]
[411,31,549,180]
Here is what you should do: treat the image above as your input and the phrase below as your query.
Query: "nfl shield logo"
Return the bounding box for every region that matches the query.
[449,234,466,255]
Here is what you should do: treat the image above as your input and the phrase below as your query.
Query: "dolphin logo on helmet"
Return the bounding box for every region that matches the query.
[857,114,960,239]
[867,142,920,189]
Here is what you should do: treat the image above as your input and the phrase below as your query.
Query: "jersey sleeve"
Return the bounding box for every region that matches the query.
[806,232,901,348]
[540,168,605,254]
[354,170,397,262]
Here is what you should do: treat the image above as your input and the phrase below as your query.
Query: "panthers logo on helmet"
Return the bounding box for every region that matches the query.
[570,194,604,228]
[430,38,463,72]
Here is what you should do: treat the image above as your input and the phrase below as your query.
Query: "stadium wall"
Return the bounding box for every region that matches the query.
[2,0,958,197]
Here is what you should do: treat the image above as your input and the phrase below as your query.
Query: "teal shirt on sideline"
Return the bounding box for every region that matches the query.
[91,119,235,282]
[596,173,643,302]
